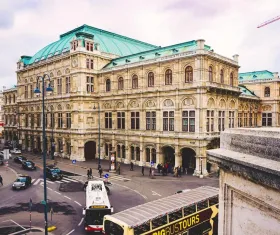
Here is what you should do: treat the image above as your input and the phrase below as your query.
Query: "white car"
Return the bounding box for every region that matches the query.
[10,148,22,154]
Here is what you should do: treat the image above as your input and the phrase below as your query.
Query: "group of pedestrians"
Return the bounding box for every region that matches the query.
[141,166,154,177]
[173,166,182,177]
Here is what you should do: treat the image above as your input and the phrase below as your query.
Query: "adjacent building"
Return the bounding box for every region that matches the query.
[3,24,263,175]
[0,90,4,140]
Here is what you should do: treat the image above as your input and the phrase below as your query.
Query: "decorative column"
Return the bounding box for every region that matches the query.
[124,146,131,164]
[175,146,181,167]
[142,147,146,166]
[194,157,201,176]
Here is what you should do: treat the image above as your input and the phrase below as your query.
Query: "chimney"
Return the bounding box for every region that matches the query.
[196,39,205,50]
[233,54,239,63]
[273,72,279,78]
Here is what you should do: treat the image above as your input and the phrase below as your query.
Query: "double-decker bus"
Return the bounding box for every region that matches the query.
[103,186,218,235]
[83,180,113,233]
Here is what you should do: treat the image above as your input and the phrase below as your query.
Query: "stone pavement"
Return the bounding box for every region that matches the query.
[0,165,17,189]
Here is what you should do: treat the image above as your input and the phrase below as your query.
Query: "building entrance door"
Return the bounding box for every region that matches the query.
[84,141,96,161]
[181,148,196,175]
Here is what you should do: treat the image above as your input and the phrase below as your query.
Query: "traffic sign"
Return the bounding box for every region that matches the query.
[72,159,76,164]
[29,198,33,211]
[104,173,109,179]
[150,161,154,166]
[41,200,46,205]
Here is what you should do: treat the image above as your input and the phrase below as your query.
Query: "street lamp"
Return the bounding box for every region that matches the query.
[34,74,53,235]
[93,102,101,166]
[47,107,55,160]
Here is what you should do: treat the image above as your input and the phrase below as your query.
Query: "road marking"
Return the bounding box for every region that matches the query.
[33,179,41,185]
[74,201,82,206]
[78,218,84,226]
[55,180,63,183]
[113,182,148,200]
[65,229,75,235]
[10,219,25,230]
[31,179,36,183]
[64,196,71,200]
[152,191,161,196]
[54,191,61,195]
[46,180,54,184]
[61,179,71,183]
[63,177,79,182]
[47,187,53,191]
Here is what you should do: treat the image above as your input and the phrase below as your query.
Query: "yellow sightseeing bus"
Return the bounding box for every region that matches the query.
[103,186,218,235]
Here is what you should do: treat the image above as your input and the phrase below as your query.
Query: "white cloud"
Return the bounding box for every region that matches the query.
[0,0,280,88]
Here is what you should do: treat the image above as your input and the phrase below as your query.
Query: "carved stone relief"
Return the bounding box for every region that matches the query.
[146,100,156,108]
[182,98,194,106]
[207,98,215,108]
[163,99,174,107]
[129,100,139,108]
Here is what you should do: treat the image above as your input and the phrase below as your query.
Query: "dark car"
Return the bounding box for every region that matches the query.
[12,175,32,190]
[46,165,63,181]
[0,156,3,166]
[14,156,27,164]
[22,160,36,170]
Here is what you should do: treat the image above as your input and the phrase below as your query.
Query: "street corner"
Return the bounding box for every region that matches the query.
[0,219,46,234]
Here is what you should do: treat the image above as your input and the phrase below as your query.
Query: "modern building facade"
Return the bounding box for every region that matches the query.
[3,24,263,175]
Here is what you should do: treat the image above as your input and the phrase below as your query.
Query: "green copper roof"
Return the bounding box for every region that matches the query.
[103,40,211,69]
[238,70,274,81]
[25,25,158,65]
[238,85,258,97]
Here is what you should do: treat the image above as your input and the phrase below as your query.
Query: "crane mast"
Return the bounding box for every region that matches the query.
[257,15,280,28]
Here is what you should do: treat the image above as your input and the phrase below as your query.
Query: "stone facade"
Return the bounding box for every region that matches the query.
[207,128,280,235]
[3,25,261,176]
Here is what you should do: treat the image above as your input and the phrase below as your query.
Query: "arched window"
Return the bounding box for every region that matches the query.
[220,69,224,84]
[146,148,150,162]
[185,66,193,83]
[132,75,138,89]
[230,72,234,86]
[9,95,11,104]
[152,148,156,164]
[209,66,213,82]
[148,72,154,87]
[165,69,172,85]
[105,79,111,92]
[264,87,270,97]
[118,77,124,90]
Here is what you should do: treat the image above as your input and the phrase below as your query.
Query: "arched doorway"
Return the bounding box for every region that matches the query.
[162,146,175,166]
[181,148,196,175]
[84,141,96,161]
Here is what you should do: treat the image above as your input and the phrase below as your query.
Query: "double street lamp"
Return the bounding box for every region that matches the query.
[93,103,101,166]
[34,74,53,235]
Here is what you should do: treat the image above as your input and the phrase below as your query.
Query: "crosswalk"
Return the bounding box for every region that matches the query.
[66,174,131,183]
[31,177,80,186]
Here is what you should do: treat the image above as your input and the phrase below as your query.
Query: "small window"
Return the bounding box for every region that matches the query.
[165,69,172,85]
[106,79,111,92]
[118,77,124,90]
[148,72,154,87]
[132,75,138,89]
[264,87,270,97]
[185,66,193,83]
[209,66,213,82]
[152,215,167,229]
[230,72,234,86]
[209,196,219,206]
[184,204,196,216]
[220,69,224,83]
[134,222,150,235]
[197,200,208,211]
[169,209,182,222]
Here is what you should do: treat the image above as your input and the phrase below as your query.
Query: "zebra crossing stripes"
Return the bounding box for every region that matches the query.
[91,174,131,182]
[32,177,80,185]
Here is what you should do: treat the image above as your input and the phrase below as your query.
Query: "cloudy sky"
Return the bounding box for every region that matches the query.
[0,0,280,88]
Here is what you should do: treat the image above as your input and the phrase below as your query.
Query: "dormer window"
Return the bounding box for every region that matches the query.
[72,40,78,50]
[86,42,93,52]
[253,75,257,78]
[125,59,131,63]
[172,49,178,53]
[139,56,145,60]
[155,52,161,56]
[113,62,117,66]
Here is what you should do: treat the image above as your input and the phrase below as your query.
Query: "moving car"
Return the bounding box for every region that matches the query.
[12,175,32,190]
[10,148,22,154]
[46,165,63,181]
[22,160,36,170]
[14,156,27,164]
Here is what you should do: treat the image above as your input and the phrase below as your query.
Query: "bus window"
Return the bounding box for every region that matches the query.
[85,209,110,225]
[209,196,218,206]
[184,204,196,216]
[169,209,182,222]
[197,200,208,211]
[104,220,124,235]
[134,222,150,235]
[152,215,167,229]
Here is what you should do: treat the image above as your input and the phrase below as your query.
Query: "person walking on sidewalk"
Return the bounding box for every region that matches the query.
[117,163,121,175]
[130,162,134,171]
[178,166,182,178]
[89,168,93,179]
[0,175,3,186]
[149,167,152,177]
[87,169,90,180]
[141,166,144,176]
[98,167,103,178]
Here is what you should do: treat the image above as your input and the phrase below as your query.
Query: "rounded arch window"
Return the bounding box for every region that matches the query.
[132,75,138,89]
[118,77,124,90]
[220,69,224,84]
[209,66,213,82]
[165,69,172,85]
[105,79,111,92]
[230,72,234,86]
[148,72,154,87]
[185,66,193,83]
[264,87,270,97]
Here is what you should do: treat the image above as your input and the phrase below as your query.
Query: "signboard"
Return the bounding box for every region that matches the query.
[150,161,154,166]
[4,149,9,160]
[72,159,76,164]
[104,173,109,179]
[143,206,218,235]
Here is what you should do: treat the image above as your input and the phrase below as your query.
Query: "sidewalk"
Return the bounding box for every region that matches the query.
[0,165,17,189]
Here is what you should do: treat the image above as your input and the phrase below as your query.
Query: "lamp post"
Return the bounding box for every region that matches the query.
[34,74,53,235]
[93,103,101,166]
[48,107,55,160]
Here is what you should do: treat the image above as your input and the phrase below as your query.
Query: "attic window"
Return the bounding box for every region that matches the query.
[172,49,178,53]
[253,75,257,78]
[239,77,243,80]
[113,62,117,66]
[155,52,161,56]
[125,59,131,63]
[139,56,145,60]
[86,42,94,52]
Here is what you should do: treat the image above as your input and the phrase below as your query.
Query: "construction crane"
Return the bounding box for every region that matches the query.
[257,15,280,28]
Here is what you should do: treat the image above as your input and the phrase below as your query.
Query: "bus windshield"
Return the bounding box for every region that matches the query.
[104,220,124,235]
[85,209,110,225]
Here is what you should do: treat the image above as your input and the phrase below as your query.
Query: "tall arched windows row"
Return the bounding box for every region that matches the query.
[148,72,154,87]
[264,87,270,97]
[118,77,124,90]
[220,69,224,84]
[185,66,193,83]
[132,75,138,89]
[209,66,213,82]
[230,72,234,86]
[165,69,172,85]
[106,79,111,92]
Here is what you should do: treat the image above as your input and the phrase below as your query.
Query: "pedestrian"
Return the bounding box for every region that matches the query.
[117,163,121,175]
[178,166,182,178]
[141,166,144,176]
[0,175,2,186]
[149,167,152,177]
[87,169,90,179]
[157,163,160,173]
[130,162,134,171]
[98,167,103,178]
[89,168,93,179]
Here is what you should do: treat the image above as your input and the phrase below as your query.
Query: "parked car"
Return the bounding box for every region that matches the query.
[12,175,32,190]
[22,160,36,170]
[46,165,63,181]
[14,156,27,164]
[10,148,21,154]
[0,151,12,159]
